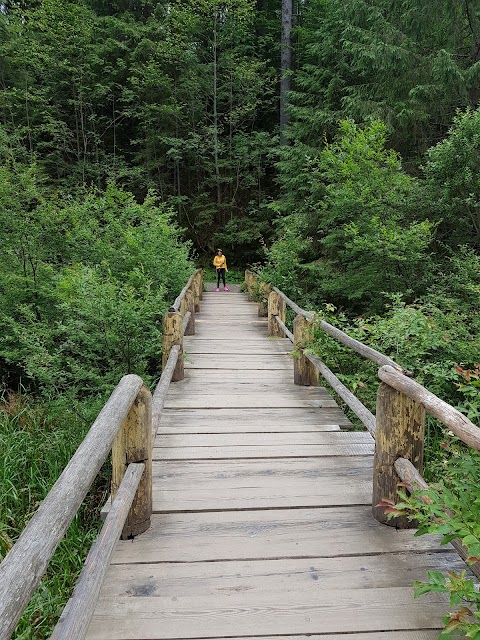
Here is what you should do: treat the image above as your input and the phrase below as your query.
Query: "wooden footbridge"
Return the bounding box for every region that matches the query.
[1,270,479,640]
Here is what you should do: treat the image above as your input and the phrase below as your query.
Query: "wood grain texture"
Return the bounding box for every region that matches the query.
[159,407,352,427]
[110,506,445,564]
[87,554,464,639]
[151,457,373,511]
[112,385,152,538]
[153,443,374,460]
[293,315,318,385]
[184,354,292,370]
[85,587,448,639]
[267,291,286,337]
[158,423,342,433]
[165,384,333,396]
[379,364,480,451]
[90,552,464,597]
[162,311,184,381]
[154,432,372,448]
[164,394,338,408]
[372,383,425,528]
[89,634,442,640]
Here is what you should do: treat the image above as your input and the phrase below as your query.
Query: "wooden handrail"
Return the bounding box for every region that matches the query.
[50,463,145,640]
[152,344,180,438]
[272,286,313,321]
[274,315,293,342]
[0,374,144,639]
[248,272,408,374]
[163,269,203,383]
[305,352,376,437]
[379,365,480,451]
[169,268,202,312]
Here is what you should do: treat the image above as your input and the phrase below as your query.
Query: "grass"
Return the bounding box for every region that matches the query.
[0,392,109,638]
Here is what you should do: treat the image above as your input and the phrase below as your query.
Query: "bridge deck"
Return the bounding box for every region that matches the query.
[87,292,462,640]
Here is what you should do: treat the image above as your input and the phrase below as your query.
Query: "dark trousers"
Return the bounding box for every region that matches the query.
[216,268,226,287]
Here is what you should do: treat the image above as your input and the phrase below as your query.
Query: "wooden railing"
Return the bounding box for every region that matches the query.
[245,270,480,579]
[0,269,203,640]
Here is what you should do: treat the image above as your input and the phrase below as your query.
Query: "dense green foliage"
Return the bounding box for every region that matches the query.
[2,0,480,636]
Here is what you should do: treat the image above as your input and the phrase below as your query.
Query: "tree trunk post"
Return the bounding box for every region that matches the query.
[372,382,426,528]
[184,288,195,336]
[162,311,184,381]
[193,272,201,312]
[268,291,286,337]
[258,282,270,317]
[245,271,254,300]
[111,385,152,539]
[293,315,319,385]
[198,270,203,301]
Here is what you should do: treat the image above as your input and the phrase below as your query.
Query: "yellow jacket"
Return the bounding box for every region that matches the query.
[213,255,227,270]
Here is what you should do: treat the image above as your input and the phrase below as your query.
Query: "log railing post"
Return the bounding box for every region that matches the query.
[111,385,152,539]
[193,271,201,312]
[198,269,203,302]
[162,311,184,381]
[293,314,318,386]
[372,382,425,528]
[258,282,270,317]
[184,288,195,335]
[267,291,286,337]
[245,270,252,300]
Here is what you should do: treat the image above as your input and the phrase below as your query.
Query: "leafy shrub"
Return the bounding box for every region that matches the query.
[0,167,193,395]
[269,120,435,314]
[388,441,480,639]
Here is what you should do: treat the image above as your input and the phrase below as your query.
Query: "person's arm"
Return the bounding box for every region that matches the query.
[224,257,228,272]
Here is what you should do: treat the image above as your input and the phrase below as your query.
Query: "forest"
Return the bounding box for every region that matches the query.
[1,0,480,637]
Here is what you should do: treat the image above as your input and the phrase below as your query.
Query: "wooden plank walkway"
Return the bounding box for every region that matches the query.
[87,291,463,640]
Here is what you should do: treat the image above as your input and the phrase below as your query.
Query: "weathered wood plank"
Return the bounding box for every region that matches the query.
[91,552,464,597]
[185,355,291,370]
[86,586,448,639]
[88,630,442,640]
[166,385,334,396]
[164,394,338,408]
[87,554,462,639]
[93,634,441,640]
[158,423,342,433]
[110,505,445,565]
[184,346,292,354]
[154,432,372,448]
[159,407,353,427]
[153,443,374,460]
[151,457,373,511]
[179,370,294,382]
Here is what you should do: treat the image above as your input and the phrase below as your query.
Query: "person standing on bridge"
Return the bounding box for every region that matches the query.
[213,248,229,292]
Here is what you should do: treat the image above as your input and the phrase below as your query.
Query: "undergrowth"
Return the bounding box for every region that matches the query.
[0,392,109,638]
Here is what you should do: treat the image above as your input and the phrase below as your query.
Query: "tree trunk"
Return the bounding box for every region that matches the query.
[213,13,221,210]
[280,0,293,143]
